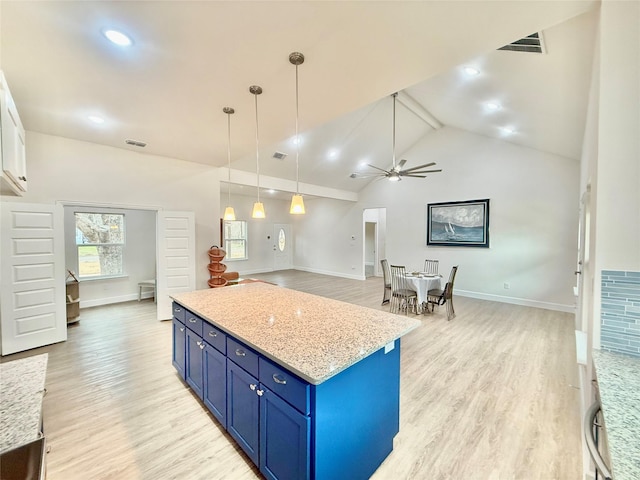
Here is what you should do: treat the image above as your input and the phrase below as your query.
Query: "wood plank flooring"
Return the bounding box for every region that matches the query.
[2,270,582,479]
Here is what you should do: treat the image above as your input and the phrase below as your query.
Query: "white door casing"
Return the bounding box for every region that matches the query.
[156,211,196,320]
[1,202,66,355]
[273,224,292,271]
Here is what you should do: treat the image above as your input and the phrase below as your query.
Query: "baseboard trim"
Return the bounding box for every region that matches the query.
[455,289,575,313]
[294,266,365,281]
[81,292,154,309]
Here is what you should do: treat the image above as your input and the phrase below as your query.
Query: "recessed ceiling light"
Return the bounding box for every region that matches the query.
[500,126,516,135]
[267,189,276,194]
[103,29,133,47]
[485,102,501,111]
[88,115,104,124]
[463,66,480,76]
[328,149,339,159]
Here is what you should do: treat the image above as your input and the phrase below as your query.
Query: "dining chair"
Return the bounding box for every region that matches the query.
[380,259,392,306]
[389,265,418,315]
[427,265,458,320]
[423,259,439,275]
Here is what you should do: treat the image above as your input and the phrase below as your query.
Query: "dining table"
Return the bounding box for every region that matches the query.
[403,272,442,313]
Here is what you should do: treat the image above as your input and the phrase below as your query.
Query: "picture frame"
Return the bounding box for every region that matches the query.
[426,199,490,247]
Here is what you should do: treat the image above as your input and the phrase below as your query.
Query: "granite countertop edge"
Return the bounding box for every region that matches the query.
[592,349,640,480]
[172,283,421,385]
[0,353,48,454]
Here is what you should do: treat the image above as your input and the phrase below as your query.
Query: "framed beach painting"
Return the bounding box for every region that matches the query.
[426,199,490,247]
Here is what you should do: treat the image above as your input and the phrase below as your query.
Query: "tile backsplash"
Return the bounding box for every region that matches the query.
[601,270,640,357]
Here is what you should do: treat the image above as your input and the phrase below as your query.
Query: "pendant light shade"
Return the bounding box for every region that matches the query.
[289,52,306,215]
[223,107,236,221]
[250,85,265,219]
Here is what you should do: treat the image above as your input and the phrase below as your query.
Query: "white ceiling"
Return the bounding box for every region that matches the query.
[1,1,597,196]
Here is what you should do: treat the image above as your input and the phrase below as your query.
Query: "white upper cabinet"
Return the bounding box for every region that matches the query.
[0,71,27,195]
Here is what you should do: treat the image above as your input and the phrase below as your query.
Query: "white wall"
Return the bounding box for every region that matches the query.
[295,127,580,310]
[64,206,156,307]
[7,132,221,290]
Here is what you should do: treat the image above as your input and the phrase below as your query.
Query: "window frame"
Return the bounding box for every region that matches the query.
[75,212,126,279]
[223,219,248,261]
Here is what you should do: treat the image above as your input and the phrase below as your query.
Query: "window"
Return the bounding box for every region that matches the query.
[75,212,125,278]
[224,220,248,260]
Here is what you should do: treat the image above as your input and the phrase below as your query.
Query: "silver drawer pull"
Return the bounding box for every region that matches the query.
[188,317,197,323]
[272,374,287,385]
[199,343,205,350]
[235,349,246,357]
[174,307,181,312]
[249,383,257,391]
[180,327,185,332]
[256,389,264,396]
[196,341,202,346]
[208,331,218,337]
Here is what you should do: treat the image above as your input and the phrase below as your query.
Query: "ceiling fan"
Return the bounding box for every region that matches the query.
[350,92,442,182]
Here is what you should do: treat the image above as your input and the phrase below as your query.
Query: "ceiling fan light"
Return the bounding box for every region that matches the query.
[290,194,306,214]
[252,202,265,219]
[223,206,236,221]
[388,173,401,182]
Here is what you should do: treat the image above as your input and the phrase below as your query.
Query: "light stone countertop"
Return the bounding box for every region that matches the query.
[592,350,640,480]
[0,353,48,453]
[172,283,421,385]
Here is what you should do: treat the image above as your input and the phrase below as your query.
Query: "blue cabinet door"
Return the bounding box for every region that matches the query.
[185,328,204,399]
[172,318,186,379]
[203,342,226,428]
[260,387,310,480]
[226,360,260,465]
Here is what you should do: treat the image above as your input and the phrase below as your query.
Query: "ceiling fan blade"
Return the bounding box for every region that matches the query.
[403,174,428,178]
[397,159,407,168]
[400,162,437,173]
[350,172,386,179]
[401,169,442,175]
[366,164,392,174]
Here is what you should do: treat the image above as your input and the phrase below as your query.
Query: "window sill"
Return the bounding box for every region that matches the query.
[78,274,129,282]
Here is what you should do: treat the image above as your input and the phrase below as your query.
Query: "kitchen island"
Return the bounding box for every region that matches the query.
[171,282,420,480]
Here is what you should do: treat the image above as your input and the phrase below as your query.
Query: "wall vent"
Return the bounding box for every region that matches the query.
[125,139,147,147]
[272,151,288,160]
[498,32,546,54]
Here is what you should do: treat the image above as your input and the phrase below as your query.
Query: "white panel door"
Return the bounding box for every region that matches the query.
[1,202,66,355]
[156,211,195,320]
[273,224,292,271]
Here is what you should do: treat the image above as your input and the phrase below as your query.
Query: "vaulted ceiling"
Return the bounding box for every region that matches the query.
[1,1,597,196]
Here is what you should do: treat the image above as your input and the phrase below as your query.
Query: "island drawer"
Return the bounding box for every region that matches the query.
[172,302,186,323]
[184,311,203,336]
[203,324,226,354]
[227,338,259,377]
[259,358,310,415]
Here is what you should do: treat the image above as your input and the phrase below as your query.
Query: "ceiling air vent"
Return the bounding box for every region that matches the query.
[125,139,147,147]
[498,32,545,54]
[272,151,288,160]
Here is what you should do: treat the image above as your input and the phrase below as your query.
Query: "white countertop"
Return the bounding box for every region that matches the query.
[0,354,48,453]
[593,350,640,480]
[172,282,421,384]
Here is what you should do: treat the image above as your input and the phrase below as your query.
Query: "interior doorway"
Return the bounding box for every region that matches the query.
[362,208,386,278]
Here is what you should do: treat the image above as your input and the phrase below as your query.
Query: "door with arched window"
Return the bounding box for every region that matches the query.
[273,224,292,270]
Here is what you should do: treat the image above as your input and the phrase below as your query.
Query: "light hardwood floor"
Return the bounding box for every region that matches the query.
[2,270,582,479]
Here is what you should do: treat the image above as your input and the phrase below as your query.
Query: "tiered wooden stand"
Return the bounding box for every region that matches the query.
[207,246,228,288]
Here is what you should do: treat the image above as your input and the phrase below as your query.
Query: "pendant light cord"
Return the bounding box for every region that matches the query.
[227,112,232,205]
[295,62,300,195]
[254,91,260,203]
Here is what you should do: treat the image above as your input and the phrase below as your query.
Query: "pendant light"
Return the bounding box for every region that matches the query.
[289,52,306,215]
[222,107,236,221]
[250,85,265,219]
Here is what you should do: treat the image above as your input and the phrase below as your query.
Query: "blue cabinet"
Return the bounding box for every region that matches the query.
[226,359,260,465]
[172,317,186,380]
[185,329,204,399]
[260,387,310,480]
[203,342,226,427]
[172,302,401,480]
